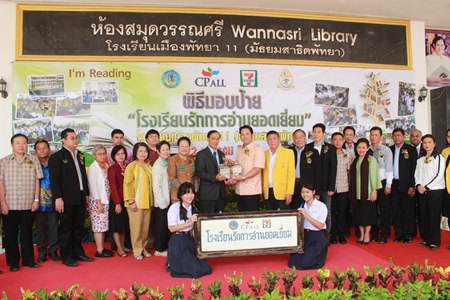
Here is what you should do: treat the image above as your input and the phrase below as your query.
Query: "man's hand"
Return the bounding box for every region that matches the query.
[384,187,391,195]
[55,198,64,213]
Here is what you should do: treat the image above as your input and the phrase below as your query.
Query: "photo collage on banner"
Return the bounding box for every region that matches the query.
[12,62,416,158]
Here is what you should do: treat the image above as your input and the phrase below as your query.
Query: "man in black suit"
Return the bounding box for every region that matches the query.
[308,123,337,232]
[410,129,426,158]
[390,128,418,243]
[49,128,93,267]
[290,129,321,209]
[343,126,357,158]
[196,130,227,213]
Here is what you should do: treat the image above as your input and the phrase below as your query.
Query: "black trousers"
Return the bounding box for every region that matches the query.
[391,180,416,239]
[58,203,86,262]
[200,197,225,213]
[35,211,58,256]
[237,194,260,212]
[266,188,290,211]
[330,192,348,239]
[372,180,392,239]
[3,210,35,267]
[154,207,170,252]
[418,189,444,246]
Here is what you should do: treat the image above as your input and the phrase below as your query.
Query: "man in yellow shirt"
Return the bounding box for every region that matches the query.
[263,131,295,210]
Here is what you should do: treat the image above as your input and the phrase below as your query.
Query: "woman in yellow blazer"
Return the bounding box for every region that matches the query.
[123,142,154,260]
[263,131,296,210]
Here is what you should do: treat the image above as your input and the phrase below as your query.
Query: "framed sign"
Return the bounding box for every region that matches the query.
[17,5,411,69]
[194,210,304,259]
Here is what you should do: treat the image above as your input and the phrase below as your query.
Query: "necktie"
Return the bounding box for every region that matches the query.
[213,151,219,165]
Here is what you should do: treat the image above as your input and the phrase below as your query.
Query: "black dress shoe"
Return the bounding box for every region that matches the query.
[50,252,61,262]
[23,262,39,268]
[74,255,94,262]
[63,259,78,267]
[394,237,403,242]
[9,266,19,272]
[429,244,439,251]
[339,238,347,244]
[417,241,427,247]
[37,254,47,263]
[379,237,387,244]
[103,249,114,256]
[330,237,338,244]
[357,240,364,244]
[95,251,113,258]
[403,237,412,244]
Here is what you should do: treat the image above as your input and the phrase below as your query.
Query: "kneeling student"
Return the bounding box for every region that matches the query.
[167,182,212,278]
[288,184,328,270]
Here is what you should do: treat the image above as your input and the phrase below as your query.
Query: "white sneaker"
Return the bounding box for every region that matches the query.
[154,251,167,257]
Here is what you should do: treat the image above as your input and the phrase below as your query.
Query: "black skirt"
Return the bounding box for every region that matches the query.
[109,200,129,233]
[288,230,328,270]
[355,199,377,226]
[168,233,212,278]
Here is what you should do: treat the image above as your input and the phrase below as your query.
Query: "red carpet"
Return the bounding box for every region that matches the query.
[1,230,449,298]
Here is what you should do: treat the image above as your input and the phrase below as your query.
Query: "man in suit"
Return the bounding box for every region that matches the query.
[308,123,337,232]
[263,131,295,210]
[369,126,393,243]
[49,128,93,267]
[390,128,418,244]
[196,130,227,213]
[343,126,357,157]
[410,129,426,158]
[290,129,321,209]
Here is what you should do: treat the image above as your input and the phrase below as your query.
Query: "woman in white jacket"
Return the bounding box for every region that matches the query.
[152,141,171,256]
[87,145,113,258]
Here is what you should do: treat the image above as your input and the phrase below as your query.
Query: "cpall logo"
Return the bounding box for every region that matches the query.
[240,70,258,87]
[195,67,226,87]
[277,69,295,90]
[161,70,181,89]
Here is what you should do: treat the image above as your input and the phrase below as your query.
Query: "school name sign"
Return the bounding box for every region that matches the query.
[194,211,304,258]
[17,5,411,69]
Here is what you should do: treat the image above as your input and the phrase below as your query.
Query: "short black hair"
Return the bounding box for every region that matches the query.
[61,128,75,140]
[132,142,150,161]
[422,134,436,144]
[207,130,220,138]
[111,145,128,162]
[34,139,50,150]
[301,184,316,193]
[266,130,279,138]
[331,132,344,139]
[293,128,306,137]
[312,123,326,133]
[157,141,170,151]
[111,129,124,138]
[177,136,191,146]
[356,138,370,148]
[343,126,356,135]
[239,125,253,134]
[392,128,405,135]
[11,133,28,144]
[145,129,160,139]
[370,126,383,136]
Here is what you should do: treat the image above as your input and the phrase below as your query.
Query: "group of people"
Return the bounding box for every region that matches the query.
[0,123,449,277]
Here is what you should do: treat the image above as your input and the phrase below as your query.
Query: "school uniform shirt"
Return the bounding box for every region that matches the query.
[415,155,446,191]
[302,199,328,231]
[168,201,193,232]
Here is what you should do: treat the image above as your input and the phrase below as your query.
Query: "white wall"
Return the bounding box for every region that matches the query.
[0,1,15,157]
[0,3,430,157]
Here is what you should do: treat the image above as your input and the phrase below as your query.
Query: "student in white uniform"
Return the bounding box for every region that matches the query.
[167,182,211,278]
[288,184,328,270]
